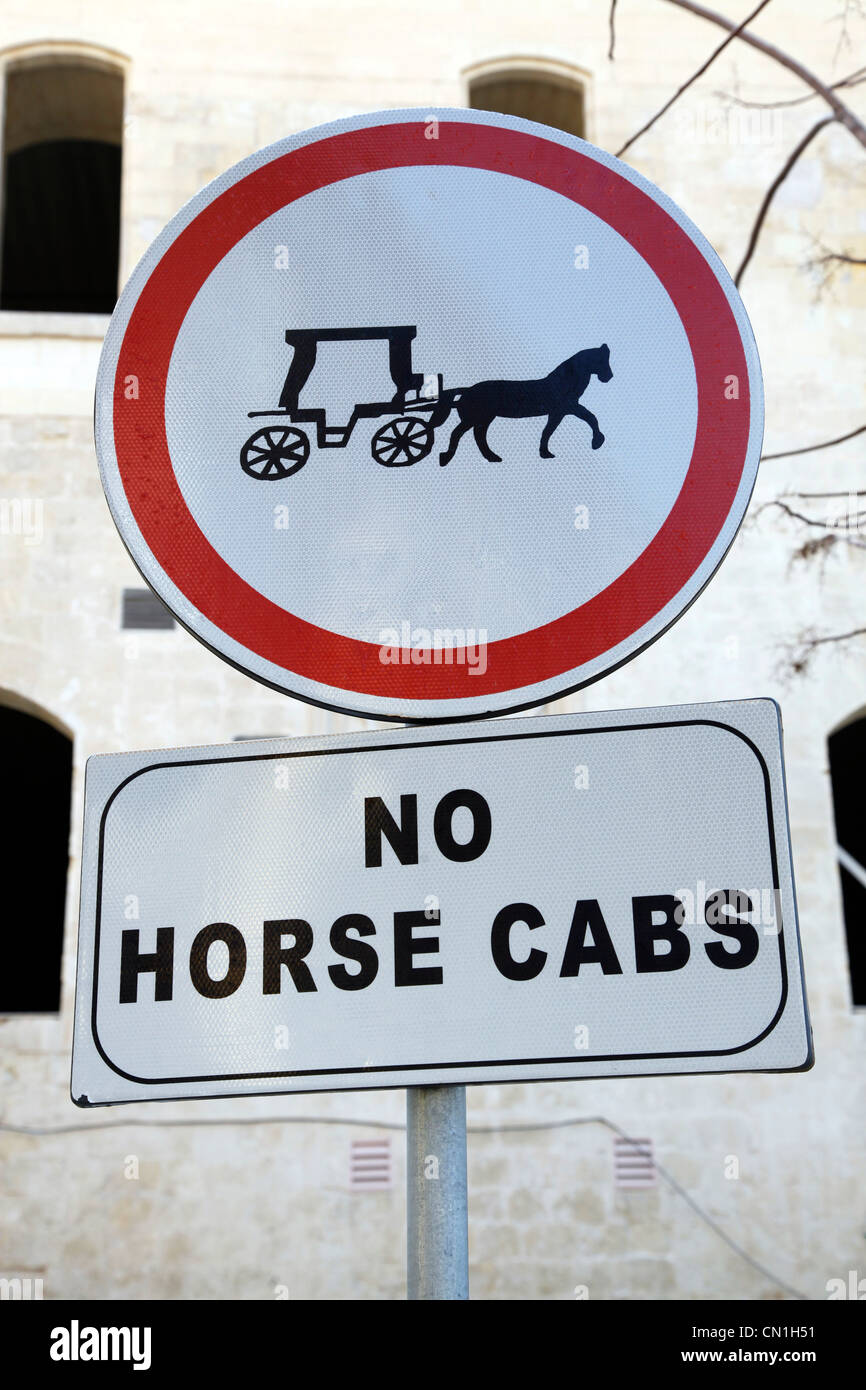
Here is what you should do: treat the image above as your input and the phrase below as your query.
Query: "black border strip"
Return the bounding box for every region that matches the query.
[88,718,790,1087]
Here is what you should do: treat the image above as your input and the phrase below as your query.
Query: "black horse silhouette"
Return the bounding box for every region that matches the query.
[439,343,612,466]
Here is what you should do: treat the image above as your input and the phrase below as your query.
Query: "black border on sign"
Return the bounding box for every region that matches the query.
[88,719,792,1088]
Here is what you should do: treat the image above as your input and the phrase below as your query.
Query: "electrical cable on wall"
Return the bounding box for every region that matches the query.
[0,1110,807,1300]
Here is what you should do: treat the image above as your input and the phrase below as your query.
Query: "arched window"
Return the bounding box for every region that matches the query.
[828,715,866,1007]
[0,54,123,313]
[0,700,72,1012]
[468,62,586,140]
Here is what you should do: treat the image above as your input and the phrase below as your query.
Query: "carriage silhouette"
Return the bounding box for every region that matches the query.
[240,326,454,478]
[239,325,611,478]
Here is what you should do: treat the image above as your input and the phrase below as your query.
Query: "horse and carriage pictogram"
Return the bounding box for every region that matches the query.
[239,325,612,479]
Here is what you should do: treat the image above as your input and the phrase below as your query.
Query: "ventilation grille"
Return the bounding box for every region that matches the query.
[349,1138,392,1191]
[122,588,175,630]
[614,1137,656,1189]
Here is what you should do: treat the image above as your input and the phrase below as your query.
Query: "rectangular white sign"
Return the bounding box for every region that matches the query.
[72,700,812,1105]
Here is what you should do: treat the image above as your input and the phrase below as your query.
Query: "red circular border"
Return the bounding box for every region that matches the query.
[113,120,750,700]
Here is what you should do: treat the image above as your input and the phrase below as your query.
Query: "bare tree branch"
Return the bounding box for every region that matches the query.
[715,65,866,109]
[807,248,866,268]
[752,488,866,598]
[618,3,866,681]
[616,0,773,157]
[800,230,866,296]
[761,422,866,459]
[805,626,866,648]
[782,626,866,677]
[609,0,618,61]
[803,235,866,294]
[790,534,843,569]
[662,0,866,149]
[831,0,865,67]
[735,116,835,284]
[780,489,866,499]
[752,498,866,538]
[753,499,828,527]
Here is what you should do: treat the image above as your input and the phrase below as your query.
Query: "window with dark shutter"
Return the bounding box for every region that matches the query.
[0,702,72,1013]
[1,59,123,313]
[829,716,866,1007]
[469,68,585,140]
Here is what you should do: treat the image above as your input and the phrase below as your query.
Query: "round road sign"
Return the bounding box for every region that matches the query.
[95,108,763,722]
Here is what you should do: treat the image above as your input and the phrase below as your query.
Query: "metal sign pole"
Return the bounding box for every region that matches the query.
[406,1084,469,1300]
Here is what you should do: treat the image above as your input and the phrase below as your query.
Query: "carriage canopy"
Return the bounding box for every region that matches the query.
[279,326,424,411]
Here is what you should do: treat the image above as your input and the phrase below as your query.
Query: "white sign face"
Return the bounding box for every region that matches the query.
[95,108,763,721]
[72,700,811,1105]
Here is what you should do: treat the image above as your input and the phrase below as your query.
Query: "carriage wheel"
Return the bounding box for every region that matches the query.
[371,416,434,466]
[240,426,310,479]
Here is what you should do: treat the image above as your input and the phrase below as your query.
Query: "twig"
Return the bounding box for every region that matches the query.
[761,422,866,459]
[735,116,835,284]
[831,0,865,67]
[609,0,618,60]
[780,489,866,499]
[789,533,841,568]
[808,249,866,267]
[783,626,866,677]
[616,0,773,157]
[802,235,866,296]
[798,627,866,648]
[716,65,866,109]
[752,498,866,537]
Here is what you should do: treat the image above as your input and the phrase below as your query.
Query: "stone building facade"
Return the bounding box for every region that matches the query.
[0,0,864,1300]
